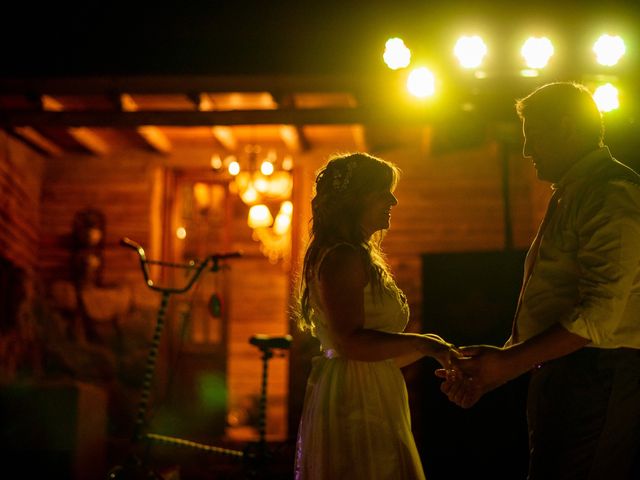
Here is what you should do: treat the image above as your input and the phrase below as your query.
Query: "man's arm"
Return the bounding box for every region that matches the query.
[440,324,589,408]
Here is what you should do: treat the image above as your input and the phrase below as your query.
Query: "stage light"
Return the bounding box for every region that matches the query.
[593,83,619,112]
[593,34,626,66]
[383,37,411,70]
[521,36,554,69]
[407,67,436,98]
[454,35,487,69]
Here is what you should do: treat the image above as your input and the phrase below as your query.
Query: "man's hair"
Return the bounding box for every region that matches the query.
[516,82,604,147]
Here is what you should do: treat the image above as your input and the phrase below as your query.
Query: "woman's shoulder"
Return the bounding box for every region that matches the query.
[317,242,369,283]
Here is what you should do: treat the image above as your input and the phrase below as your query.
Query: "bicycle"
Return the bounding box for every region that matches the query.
[107,238,292,480]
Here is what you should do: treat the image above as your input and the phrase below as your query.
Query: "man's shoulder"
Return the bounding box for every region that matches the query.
[581,157,640,192]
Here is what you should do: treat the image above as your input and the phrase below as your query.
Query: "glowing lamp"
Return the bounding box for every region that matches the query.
[407,67,436,98]
[454,35,487,68]
[260,161,274,176]
[521,37,554,69]
[248,205,273,229]
[593,34,626,66]
[228,160,240,176]
[383,38,411,70]
[593,83,619,112]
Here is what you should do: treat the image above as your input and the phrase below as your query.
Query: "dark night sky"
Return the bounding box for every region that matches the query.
[1,0,638,76]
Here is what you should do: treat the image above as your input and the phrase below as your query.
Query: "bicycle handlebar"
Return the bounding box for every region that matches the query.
[120,237,241,294]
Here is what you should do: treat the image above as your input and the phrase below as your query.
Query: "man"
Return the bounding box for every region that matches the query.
[439,82,640,479]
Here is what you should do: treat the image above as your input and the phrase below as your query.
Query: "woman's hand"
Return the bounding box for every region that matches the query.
[422,334,463,368]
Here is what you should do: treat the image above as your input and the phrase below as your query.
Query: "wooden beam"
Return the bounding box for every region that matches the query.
[0,107,436,127]
[211,126,237,151]
[279,125,309,152]
[0,74,377,95]
[198,93,238,151]
[351,125,368,152]
[8,127,64,156]
[120,93,172,154]
[41,95,110,155]
[273,93,310,152]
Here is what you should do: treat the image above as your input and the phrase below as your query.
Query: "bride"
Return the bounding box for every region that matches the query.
[294,152,460,479]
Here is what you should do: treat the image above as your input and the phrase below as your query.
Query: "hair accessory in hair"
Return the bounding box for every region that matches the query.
[332,161,356,191]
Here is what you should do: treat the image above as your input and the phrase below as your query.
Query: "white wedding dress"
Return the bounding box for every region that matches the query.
[294,245,426,479]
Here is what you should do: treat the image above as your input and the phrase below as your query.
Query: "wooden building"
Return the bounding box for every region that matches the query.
[2,69,635,478]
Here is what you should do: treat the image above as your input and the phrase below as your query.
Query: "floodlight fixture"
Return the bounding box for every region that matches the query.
[593,34,626,66]
[383,37,411,70]
[521,36,554,69]
[407,67,436,98]
[454,35,488,69]
[593,83,619,112]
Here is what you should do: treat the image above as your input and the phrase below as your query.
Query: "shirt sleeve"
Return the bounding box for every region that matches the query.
[560,179,640,344]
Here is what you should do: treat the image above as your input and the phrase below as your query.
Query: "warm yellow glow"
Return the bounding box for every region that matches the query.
[264,171,293,197]
[273,212,291,236]
[260,160,274,176]
[593,83,619,112]
[272,200,294,236]
[280,200,293,216]
[210,154,223,170]
[454,35,487,68]
[193,182,211,209]
[407,67,436,98]
[228,160,240,176]
[240,184,259,205]
[521,36,554,69]
[253,175,269,193]
[176,227,187,239]
[282,155,293,171]
[383,37,411,70]
[593,34,626,66]
[248,205,273,229]
[519,69,540,77]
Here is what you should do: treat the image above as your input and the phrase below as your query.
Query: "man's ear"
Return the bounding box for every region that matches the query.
[558,115,574,136]
[558,115,581,147]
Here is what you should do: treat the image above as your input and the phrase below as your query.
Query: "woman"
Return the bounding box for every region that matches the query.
[294,152,459,479]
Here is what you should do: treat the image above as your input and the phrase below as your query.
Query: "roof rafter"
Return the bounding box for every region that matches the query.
[0,107,434,127]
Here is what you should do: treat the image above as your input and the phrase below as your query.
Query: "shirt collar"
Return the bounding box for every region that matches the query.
[553,146,613,191]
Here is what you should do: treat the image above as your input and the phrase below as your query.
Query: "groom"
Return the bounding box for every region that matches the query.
[439,82,640,479]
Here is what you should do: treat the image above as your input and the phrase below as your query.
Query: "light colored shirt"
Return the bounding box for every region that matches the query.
[515,146,640,348]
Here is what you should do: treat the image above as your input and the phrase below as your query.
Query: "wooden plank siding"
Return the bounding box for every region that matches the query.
[37,150,292,442]
[286,140,550,436]
[4,131,549,444]
[0,131,45,273]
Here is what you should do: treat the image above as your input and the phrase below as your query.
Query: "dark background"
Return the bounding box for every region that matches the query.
[2,2,639,478]
[1,1,639,76]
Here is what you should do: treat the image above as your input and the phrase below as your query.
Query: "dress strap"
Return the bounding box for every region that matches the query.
[315,242,364,279]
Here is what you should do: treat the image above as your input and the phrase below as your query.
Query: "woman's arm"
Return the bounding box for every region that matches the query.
[319,245,454,364]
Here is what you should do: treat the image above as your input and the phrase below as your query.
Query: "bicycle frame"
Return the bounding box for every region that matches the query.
[109,238,291,480]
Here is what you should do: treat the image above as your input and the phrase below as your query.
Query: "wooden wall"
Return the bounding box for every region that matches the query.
[37,148,292,443]
[0,131,45,273]
[11,127,552,446]
[286,129,552,436]
[39,151,160,289]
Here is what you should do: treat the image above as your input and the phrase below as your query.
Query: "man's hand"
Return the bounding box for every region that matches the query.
[435,345,520,408]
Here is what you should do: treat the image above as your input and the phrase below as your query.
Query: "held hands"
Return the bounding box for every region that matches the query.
[421,333,465,368]
[435,345,516,409]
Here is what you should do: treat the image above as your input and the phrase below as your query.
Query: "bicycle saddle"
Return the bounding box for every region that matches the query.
[249,334,292,350]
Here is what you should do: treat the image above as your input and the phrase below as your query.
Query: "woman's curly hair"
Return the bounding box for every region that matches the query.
[296,152,402,334]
